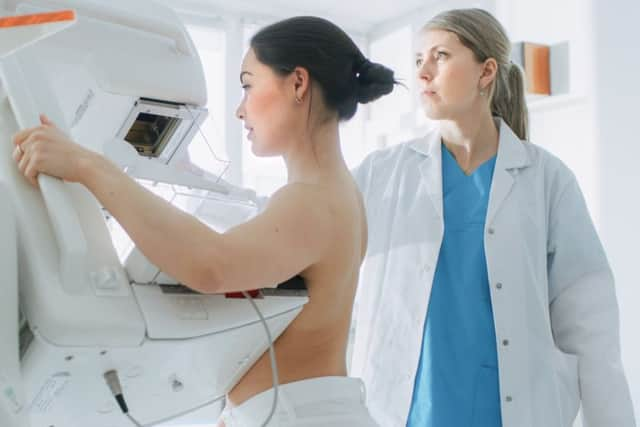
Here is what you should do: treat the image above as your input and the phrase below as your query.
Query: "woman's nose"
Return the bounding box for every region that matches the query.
[418,63,433,82]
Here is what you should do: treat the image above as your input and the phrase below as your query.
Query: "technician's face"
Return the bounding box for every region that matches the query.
[415,29,486,120]
[235,49,297,157]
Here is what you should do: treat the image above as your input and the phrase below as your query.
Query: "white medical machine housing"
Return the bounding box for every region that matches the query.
[0,1,308,426]
[0,185,28,427]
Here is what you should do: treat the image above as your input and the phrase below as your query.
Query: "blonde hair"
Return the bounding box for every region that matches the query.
[424,8,529,140]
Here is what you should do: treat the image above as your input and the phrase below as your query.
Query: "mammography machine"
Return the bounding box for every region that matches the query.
[0,1,308,426]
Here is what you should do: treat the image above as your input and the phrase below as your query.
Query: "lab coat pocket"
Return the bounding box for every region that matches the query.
[553,348,581,426]
[471,366,502,427]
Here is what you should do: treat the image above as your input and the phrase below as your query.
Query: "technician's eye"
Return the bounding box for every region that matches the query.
[436,51,448,60]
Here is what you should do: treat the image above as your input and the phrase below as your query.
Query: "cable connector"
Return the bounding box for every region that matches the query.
[103,369,128,414]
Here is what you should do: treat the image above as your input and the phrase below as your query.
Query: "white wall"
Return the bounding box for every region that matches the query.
[592,0,640,421]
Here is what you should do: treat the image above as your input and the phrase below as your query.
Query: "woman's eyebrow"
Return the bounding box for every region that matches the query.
[416,44,446,57]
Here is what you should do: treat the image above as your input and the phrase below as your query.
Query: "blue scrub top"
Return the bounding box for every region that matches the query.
[406,144,501,427]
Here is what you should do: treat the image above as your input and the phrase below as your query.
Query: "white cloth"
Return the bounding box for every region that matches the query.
[219,377,378,427]
[351,119,636,427]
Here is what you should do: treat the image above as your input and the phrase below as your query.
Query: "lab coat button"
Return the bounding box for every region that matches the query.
[487,227,495,235]
[502,339,510,346]
[505,396,513,402]
[496,282,503,290]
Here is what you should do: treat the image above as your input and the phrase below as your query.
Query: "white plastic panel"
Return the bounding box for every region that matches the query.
[0,96,146,348]
[13,0,207,106]
[1,52,91,295]
[0,184,28,427]
[21,304,304,427]
[132,284,308,339]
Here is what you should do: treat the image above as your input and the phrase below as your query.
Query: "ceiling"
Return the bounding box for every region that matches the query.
[166,0,436,35]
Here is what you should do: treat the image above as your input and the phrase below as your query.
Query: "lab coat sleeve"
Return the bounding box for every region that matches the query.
[351,151,375,200]
[547,174,636,427]
[254,194,270,212]
[348,152,376,374]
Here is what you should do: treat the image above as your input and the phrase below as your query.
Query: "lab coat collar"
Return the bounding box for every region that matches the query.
[412,131,443,219]
[408,118,530,169]
[408,118,531,222]
[487,119,529,226]
[495,118,530,171]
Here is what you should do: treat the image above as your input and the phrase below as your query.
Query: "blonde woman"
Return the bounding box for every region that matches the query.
[352,8,635,427]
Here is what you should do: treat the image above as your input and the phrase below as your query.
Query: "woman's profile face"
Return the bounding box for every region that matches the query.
[235,48,297,157]
[415,29,486,120]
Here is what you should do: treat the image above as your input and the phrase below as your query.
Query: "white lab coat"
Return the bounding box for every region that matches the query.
[351,119,635,427]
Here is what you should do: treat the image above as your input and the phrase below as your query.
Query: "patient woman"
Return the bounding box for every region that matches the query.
[12,16,395,427]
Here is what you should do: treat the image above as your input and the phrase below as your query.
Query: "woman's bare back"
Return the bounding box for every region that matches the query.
[227,169,367,406]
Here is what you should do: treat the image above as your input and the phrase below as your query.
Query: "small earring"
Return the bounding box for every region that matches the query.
[295,96,302,104]
[479,89,486,96]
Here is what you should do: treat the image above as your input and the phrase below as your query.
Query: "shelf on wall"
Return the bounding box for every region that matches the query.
[526,93,588,112]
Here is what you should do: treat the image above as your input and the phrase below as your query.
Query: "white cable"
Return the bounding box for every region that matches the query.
[184,105,231,183]
[126,413,143,427]
[104,369,222,427]
[242,291,279,427]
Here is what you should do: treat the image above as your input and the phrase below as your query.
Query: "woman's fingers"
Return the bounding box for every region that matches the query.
[12,125,39,147]
[17,142,43,188]
[17,145,30,175]
[12,144,23,162]
[24,155,40,187]
[14,131,45,187]
[11,119,83,184]
[19,134,43,160]
[14,128,46,158]
[12,113,57,148]
[40,113,54,126]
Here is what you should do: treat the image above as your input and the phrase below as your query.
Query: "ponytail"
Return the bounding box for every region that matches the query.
[491,62,529,140]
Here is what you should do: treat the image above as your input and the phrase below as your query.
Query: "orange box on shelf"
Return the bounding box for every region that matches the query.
[512,42,551,96]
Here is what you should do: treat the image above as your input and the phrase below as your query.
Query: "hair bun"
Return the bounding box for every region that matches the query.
[356,59,396,104]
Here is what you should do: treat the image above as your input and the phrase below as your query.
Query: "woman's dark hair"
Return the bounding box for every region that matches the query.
[251,16,397,121]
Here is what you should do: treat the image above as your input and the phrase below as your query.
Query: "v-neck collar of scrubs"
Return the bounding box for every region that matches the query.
[441,144,497,219]
[441,142,497,180]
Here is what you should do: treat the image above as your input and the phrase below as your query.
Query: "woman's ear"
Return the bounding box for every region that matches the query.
[292,66,310,103]
[479,57,498,92]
